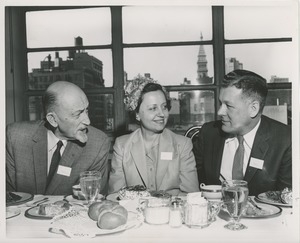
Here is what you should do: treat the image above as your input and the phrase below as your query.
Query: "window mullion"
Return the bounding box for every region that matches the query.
[212,6,225,119]
[111,6,126,134]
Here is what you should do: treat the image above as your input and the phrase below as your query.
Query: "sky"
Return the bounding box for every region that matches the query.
[23,1,299,87]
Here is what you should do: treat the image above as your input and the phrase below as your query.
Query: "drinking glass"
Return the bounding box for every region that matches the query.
[221,180,249,230]
[79,171,101,206]
[208,199,223,222]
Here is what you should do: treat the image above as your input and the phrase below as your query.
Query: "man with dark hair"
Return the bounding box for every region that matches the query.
[6,81,111,195]
[193,69,292,196]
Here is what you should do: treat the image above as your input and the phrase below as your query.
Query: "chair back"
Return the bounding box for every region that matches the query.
[184,125,202,142]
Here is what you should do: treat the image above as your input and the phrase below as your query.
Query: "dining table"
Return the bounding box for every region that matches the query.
[5,194,300,243]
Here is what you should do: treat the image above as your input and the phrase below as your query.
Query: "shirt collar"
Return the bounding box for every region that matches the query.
[225,119,261,149]
[47,130,67,151]
[243,119,261,149]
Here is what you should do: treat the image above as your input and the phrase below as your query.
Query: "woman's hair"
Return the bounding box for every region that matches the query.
[135,82,171,113]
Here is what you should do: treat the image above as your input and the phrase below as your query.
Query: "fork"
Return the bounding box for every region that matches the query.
[248,197,262,210]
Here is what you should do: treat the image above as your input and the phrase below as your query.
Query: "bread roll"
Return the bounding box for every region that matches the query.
[88,200,128,229]
[88,200,118,221]
[97,204,128,230]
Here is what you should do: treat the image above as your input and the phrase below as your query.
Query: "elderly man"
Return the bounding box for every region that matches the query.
[6,81,111,195]
[193,69,292,196]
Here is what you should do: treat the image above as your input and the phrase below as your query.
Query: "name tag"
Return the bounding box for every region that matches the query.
[160,152,173,160]
[249,157,264,170]
[57,165,72,177]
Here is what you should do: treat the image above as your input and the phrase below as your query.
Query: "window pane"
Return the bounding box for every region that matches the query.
[124,45,214,86]
[123,6,212,43]
[87,94,114,132]
[224,5,296,39]
[225,43,295,83]
[29,96,44,121]
[28,94,114,132]
[26,8,111,48]
[28,49,113,89]
[263,89,291,125]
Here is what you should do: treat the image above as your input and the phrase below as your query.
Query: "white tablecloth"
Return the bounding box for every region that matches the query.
[5,195,300,243]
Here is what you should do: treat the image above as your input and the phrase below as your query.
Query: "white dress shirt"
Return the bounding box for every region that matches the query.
[47,130,67,174]
[220,119,261,181]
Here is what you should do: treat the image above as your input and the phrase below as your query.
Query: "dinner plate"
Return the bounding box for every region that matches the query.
[242,202,282,219]
[255,192,292,207]
[6,208,21,219]
[25,206,54,220]
[6,192,34,206]
[106,193,120,202]
[64,194,104,204]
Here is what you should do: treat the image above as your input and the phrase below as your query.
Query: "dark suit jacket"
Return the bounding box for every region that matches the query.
[6,120,111,196]
[193,115,292,196]
[108,128,200,196]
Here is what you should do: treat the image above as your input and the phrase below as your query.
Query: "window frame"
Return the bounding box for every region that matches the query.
[5,5,292,136]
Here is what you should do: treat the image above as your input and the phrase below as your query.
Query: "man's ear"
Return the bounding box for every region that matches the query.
[46,112,58,128]
[249,100,260,118]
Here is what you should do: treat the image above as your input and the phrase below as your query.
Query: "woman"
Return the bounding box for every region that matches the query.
[108,79,199,196]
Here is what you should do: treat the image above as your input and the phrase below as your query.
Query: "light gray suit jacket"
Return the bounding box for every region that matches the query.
[108,128,200,196]
[6,120,111,196]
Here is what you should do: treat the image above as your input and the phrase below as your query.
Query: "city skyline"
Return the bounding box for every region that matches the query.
[24,4,297,88]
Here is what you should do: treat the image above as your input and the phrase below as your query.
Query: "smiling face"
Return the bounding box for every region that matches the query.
[136,90,169,134]
[46,83,91,143]
[217,86,260,136]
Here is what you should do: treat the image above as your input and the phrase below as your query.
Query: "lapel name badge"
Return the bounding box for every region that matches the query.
[249,157,264,170]
[160,152,173,160]
[57,165,72,177]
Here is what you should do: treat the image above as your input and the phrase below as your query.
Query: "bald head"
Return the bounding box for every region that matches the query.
[43,81,90,143]
[43,81,86,114]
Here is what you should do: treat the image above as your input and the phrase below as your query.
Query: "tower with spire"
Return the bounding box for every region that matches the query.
[196,33,213,84]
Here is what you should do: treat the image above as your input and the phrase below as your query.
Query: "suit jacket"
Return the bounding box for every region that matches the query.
[6,120,111,196]
[193,115,292,196]
[108,128,199,196]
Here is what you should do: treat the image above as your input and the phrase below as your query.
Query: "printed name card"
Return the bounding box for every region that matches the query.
[160,152,173,160]
[57,165,72,176]
[249,157,264,170]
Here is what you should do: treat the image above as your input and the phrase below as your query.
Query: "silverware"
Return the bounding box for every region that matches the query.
[35,199,49,206]
[63,197,84,207]
[31,197,49,205]
[248,197,262,210]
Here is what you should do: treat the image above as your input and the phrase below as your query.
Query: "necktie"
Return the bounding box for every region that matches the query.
[47,140,63,187]
[232,136,245,180]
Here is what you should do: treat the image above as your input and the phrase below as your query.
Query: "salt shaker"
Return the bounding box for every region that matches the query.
[169,201,182,228]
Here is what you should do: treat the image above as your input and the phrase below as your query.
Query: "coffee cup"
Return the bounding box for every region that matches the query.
[200,183,222,200]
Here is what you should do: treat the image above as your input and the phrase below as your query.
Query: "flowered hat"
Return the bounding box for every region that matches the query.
[124,74,157,111]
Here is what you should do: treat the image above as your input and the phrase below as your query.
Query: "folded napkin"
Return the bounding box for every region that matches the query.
[50,205,143,238]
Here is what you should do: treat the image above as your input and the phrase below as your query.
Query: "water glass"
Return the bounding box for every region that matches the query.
[79,171,101,206]
[221,180,249,230]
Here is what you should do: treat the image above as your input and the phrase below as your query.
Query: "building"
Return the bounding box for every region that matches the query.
[179,33,215,127]
[225,57,243,74]
[197,33,213,85]
[27,37,113,131]
[270,75,289,83]
[29,37,105,90]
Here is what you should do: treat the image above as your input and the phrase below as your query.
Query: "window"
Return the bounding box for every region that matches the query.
[6,4,296,135]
